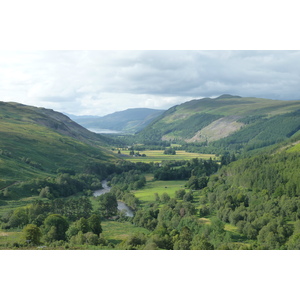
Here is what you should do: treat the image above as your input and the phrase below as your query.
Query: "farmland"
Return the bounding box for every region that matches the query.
[114,149,216,163]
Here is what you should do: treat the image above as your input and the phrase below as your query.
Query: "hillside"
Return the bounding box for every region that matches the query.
[137,95,300,152]
[0,101,116,184]
[69,108,165,134]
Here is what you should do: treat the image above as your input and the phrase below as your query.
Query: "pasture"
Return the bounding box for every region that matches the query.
[101,220,150,245]
[133,179,188,204]
[115,149,216,163]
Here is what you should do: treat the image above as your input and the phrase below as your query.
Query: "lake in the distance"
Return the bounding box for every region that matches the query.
[87,128,122,134]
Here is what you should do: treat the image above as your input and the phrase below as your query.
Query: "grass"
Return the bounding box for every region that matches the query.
[133,179,188,204]
[0,101,116,182]
[0,196,44,216]
[115,149,216,163]
[287,142,300,153]
[0,231,23,248]
[101,220,150,245]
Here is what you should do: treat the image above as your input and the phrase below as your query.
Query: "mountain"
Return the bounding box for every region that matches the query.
[69,108,165,134]
[137,95,300,152]
[0,101,116,184]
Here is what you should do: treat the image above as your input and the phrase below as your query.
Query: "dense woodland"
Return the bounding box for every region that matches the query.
[3,146,300,250]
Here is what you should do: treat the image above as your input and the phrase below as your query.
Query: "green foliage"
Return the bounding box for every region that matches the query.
[88,214,103,236]
[69,231,106,246]
[137,111,220,142]
[117,233,147,250]
[154,158,218,181]
[43,214,69,242]
[164,148,176,155]
[190,234,214,250]
[98,192,118,218]
[173,226,192,250]
[175,189,186,200]
[50,196,93,221]
[22,224,42,245]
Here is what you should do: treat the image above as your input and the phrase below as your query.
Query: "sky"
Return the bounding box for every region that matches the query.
[1,50,300,116]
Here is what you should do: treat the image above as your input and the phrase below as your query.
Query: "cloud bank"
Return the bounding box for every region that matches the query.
[0,50,300,116]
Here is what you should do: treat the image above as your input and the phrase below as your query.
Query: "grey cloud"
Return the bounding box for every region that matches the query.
[0,50,300,115]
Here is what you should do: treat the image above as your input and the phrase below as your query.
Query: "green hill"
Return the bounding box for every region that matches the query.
[69,108,165,134]
[137,95,300,152]
[0,101,116,185]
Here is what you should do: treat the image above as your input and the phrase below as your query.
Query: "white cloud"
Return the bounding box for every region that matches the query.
[0,50,300,116]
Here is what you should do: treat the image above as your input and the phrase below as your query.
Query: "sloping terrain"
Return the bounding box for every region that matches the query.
[137,95,300,151]
[69,108,165,134]
[0,101,116,184]
[185,115,243,143]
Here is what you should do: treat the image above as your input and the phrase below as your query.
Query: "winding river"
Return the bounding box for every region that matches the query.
[93,180,134,217]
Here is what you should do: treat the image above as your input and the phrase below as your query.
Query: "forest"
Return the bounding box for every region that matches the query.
[3,144,300,250]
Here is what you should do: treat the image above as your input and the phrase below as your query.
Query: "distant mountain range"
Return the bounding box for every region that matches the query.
[68,108,165,134]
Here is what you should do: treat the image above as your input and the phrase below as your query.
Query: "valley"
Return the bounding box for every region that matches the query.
[1,95,300,250]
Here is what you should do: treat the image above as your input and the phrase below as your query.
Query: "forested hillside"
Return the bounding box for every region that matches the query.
[136,95,300,153]
[196,138,300,249]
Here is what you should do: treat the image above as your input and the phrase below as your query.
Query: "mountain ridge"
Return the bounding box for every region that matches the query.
[69,108,165,134]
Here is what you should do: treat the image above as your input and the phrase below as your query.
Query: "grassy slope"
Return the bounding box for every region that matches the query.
[0,101,116,183]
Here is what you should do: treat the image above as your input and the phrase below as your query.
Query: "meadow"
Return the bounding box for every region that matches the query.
[115,149,216,163]
[0,230,22,249]
[133,179,188,203]
[101,220,150,245]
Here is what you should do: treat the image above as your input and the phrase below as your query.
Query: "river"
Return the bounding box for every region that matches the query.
[93,180,134,217]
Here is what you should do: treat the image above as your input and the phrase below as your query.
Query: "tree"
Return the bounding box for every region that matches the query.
[84,232,100,246]
[77,217,89,233]
[173,226,192,250]
[39,186,52,199]
[191,234,214,250]
[286,233,300,250]
[99,192,118,218]
[164,148,176,155]
[161,192,170,203]
[43,214,69,241]
[198,176,208,189]
[186,176,199,190]
[8,208,29,228]
[88,214,102,236]
[22,224,42,245]
[175,189,186,200]
[183,192,194,202]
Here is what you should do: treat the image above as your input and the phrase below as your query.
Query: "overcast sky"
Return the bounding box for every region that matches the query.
[1,50,300,116]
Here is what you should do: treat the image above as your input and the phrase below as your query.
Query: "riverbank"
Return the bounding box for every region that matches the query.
[93,180,134,217]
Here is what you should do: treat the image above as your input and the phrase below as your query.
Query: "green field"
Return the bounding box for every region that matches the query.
[133,179,188,203]
[0,231,22,249]
[115,149,216,163]
[101,220,150,245]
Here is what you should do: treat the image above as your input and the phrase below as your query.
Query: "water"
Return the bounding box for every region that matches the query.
[93,180,134,217]
[117,201,134,217]
[87,128,122,134]
[93,180,111,196]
